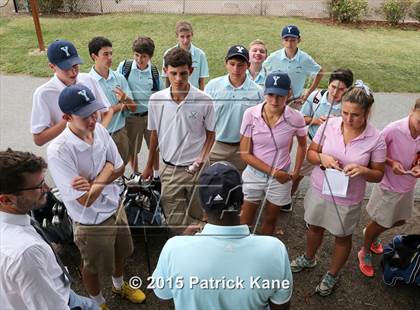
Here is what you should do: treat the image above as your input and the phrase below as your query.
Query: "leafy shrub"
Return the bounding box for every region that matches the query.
[381,0,412,24]
[38,0,64,14]
[410,0,420,21]
[328,0,369,23]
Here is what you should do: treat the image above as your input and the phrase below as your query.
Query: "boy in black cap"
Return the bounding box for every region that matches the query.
[47,84,145,309]
[263,25,323,110]
[152,162,293,309]
[31,39,112,146]
[204,45,264,172]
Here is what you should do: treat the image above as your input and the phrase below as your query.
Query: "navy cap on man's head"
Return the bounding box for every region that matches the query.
[59,84,106,118]
[264,71,291,96]
[281,25,300,39]
[47,39,83,70]
[199,162,243,214]
[225,45,249,62]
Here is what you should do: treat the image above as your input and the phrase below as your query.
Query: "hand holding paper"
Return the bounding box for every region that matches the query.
[322,168,349,198]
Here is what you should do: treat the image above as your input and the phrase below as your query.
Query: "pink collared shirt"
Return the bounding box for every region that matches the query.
[380,117,420,193]
[240,103,307,170]
[311,117,386,205]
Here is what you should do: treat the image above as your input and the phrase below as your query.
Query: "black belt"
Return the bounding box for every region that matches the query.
[110,126,124,136]
[218,140,240,146]
[163,159,189,168]
[132,112,148,117]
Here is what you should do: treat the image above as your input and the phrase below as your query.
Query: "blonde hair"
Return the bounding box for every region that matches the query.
[249,39,267,54]
[175,20,193,34]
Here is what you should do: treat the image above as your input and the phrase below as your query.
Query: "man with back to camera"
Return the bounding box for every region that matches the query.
[0,148,98,309]
[31,39,112,146]
[152,162,293,309]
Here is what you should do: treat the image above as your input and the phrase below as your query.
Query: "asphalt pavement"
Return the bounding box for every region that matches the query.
[1,73,419,198]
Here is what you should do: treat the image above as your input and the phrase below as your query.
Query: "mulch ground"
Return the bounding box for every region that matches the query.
[61,199,420,310]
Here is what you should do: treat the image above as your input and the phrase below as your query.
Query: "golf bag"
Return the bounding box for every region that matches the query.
[122,174,165,228]
[30,188,73,244]
[381,234,420,286]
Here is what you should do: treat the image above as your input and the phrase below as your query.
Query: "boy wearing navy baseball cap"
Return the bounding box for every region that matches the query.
[31,39,112,146]
[47,84,146,309]
[205,45,264,172]
[263,25,323,110]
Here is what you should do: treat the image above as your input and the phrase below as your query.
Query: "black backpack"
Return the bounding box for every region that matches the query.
[381,234,420,286]
[121,59,160,92]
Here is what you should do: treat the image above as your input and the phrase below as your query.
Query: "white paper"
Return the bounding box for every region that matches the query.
[322,168,349,198]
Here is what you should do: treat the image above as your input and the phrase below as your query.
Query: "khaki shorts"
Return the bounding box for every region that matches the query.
[160,164,203,227]
[366,185,414,228]
[209,141,246,172]
[111,127,129,165]
[125,114,150,158]
[73,207,133,275]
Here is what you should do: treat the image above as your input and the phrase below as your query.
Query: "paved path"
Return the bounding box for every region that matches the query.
[1,74,419,198]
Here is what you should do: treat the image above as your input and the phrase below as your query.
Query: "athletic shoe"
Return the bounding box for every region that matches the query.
[362,227,384,255]
[358,248,374,277]
[280,203,293,212]
[315,272,337,296]
[370,239,384,255]
[112,281,146,304]
[290,254,317,273]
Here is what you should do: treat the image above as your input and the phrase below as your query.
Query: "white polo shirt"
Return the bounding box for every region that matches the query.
[47,123,124,225]
[0,212,71,310]
[31,73,110,134]
[148,85,216,166]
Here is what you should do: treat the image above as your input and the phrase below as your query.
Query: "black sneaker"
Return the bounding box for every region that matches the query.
[151,177,161,193]
[280,203,293,212]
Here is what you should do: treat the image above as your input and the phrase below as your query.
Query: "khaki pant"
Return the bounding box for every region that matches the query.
[125,114,150,159]
[160,164,203,228]
[73,207,133,275]
[111,127,129,165]
[209,141,246,172]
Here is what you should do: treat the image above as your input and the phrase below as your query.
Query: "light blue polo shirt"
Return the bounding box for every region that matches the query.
[89,67,132,133]
[301,90,341,139]
[152,224,293,309]
[116,60,163,114]
[263,48,321,99]
[205,75,263,143]
[162,43,209,88]
[246,67,267,87]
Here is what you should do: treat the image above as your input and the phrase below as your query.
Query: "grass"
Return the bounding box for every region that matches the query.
[0,13,419,92]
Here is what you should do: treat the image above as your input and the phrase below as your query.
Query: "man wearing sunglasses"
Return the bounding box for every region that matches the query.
[0,148,98,309]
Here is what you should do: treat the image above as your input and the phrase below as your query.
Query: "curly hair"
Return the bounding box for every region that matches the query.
[164,47,192,68]
[0,148,47,194]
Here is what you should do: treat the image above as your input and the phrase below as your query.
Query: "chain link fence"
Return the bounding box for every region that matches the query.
[12,0,390,20]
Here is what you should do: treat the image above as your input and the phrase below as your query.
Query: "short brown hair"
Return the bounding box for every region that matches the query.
[0,149,47,194]
[175,20,193,34]
[164,47,192,68]
[132,36,155,57]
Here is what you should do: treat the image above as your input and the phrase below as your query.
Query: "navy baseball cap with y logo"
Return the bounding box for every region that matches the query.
[59,84,106,118]
[264,71,291,96]
[225,45,249,62]
[47,39,83,70]
[281,25,300,39]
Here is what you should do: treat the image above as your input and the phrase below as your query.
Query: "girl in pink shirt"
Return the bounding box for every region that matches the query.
[290,81,386,296]
[359,99,420,277]
[239,71,307,235]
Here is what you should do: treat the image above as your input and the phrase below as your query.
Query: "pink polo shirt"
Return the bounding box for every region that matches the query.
[380,117,420,193]
[240,103,307,170]
[311,117,386,205]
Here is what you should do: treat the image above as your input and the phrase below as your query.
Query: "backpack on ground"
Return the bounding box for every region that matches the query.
[121,59,160,92]
[381,234,420,286]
